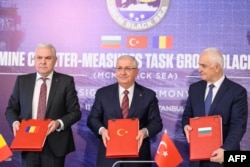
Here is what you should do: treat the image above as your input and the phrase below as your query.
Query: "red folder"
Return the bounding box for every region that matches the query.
[106,118,139,158]
[10,119,51,151]
[189,115,223,160]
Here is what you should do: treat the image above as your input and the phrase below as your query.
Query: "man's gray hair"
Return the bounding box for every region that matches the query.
[117,55,138,68]
[35,43,56,57]
[201,47,224,68]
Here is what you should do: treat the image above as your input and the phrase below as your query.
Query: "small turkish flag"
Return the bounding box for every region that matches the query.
[155,130,183,167]
[126,36,148,48]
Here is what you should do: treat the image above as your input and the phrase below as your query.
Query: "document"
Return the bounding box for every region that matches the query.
[189,115,222,160]
[106,118,139,158]
[10,119,50,151]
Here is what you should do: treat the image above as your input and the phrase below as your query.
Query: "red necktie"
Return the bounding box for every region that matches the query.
[37,78,47,119]
[121,90,129,118]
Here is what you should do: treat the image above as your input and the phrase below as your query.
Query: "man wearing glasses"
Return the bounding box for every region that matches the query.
[87,55,163,167]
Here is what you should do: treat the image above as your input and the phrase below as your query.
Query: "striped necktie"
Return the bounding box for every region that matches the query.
[121,90,129,118]
[37,78,47,119]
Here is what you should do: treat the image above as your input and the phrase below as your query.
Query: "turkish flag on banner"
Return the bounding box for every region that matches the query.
[154,131,183,167]
[126,36,148,48]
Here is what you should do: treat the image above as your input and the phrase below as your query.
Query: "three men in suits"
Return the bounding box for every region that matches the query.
[5,43,82,167]
[182,47,248,167]
[87,55,163,167]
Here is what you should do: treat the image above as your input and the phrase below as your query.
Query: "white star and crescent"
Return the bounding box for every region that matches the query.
[157,141,168,157]
[129,38,139,47]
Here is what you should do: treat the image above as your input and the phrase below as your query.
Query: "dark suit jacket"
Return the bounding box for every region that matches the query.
[182,77,248,167]
[5,71,82,157]
[87,82,163,167]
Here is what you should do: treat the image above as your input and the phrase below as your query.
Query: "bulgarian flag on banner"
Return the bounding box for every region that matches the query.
[155,130,183,167]
[101,36,121,48]
[0,134,12,162]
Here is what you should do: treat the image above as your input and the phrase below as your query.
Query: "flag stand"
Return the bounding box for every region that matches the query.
[112,160,156,167]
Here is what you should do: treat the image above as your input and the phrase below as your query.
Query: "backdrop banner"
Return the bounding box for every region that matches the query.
[0,0,249,167]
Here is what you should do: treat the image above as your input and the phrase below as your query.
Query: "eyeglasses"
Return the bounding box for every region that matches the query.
[116,67,137,72]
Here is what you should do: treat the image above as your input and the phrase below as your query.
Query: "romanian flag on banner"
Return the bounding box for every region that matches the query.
[153,36,173,49]
[155,131,183,167]
[101,36,121,48]
[0,134,12,162]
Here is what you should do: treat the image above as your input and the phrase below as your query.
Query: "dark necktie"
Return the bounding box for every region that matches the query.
[37,78,47,119]
[205,84,215,115]
[121,90,129,118]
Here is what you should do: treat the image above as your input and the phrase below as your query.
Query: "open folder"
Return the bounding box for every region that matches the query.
[189,115,222,160]
[10,119,51,151]
[106,118,139,158]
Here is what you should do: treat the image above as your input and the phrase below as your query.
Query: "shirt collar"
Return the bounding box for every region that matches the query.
[36,71,54,81]
[207,75,225,88]
[119,84,135,95]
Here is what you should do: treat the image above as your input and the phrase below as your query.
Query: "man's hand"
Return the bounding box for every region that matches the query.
[13,121,20,136]
[136,128,147,149]
[47,120,60,135]
[100,128,110,147]
[184,125,192,143]
[210,148,224,164]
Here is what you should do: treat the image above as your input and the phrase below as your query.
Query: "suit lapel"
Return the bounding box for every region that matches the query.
[113,84,123,118]
[46,72,59,116]
[198,81,207,115]
[26,74,36,118]
[127,84,143,118]
[210,78,229,115]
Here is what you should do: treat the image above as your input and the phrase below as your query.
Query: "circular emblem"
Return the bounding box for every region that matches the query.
[107,0,170,31]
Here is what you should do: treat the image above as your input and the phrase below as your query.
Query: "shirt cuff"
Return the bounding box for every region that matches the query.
[142,128,149,138]
[56,119,64,132]
[99,127,105,135]
[12,120,20,128]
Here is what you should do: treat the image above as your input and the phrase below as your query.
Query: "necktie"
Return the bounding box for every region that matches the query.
[205,84,215,115]
[121,90,129,118]
[37,78,47,119]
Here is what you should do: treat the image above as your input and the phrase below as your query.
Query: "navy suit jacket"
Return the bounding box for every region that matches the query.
[87,82,163,167]
[5,71,82,157]
[182,77,248,167]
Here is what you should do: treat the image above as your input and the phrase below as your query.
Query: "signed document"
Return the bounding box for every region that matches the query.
[189,115,222,160]
[10,119,50,151]
[106,118,139,158]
